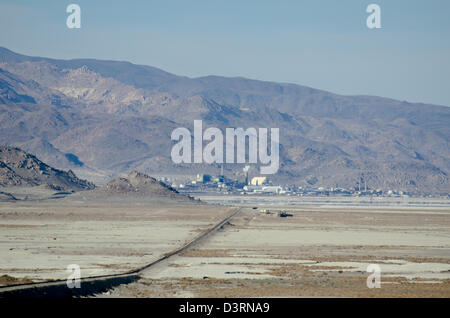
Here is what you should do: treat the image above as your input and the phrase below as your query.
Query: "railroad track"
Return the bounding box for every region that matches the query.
[0,207,243,298]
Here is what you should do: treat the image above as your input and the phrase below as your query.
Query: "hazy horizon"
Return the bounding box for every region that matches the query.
[1,0,449,106]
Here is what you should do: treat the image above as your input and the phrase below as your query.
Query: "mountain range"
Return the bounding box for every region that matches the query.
[0,46,449,194]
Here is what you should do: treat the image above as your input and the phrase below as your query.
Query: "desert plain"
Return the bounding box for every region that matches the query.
[0,189,449,297]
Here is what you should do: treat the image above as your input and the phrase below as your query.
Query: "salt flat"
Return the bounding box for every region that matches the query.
[0,193,232,285]
[1,190,449,297]
[109,197,450,297]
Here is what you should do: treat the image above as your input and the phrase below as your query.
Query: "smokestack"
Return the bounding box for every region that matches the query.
[243,165,250,185]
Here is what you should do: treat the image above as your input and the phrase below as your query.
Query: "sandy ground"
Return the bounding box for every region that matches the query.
[1,188,449,297]
[0,188,232,285]
[108,199,450,297]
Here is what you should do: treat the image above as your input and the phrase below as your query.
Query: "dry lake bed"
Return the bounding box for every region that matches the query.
[0,188,233,286]
[1,191,449,297]
[109,196,450,297]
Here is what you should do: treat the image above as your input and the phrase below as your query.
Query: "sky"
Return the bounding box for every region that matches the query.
[0,0,449,106]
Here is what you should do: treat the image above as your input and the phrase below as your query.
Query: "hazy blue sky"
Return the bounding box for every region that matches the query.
[1,0,449,106]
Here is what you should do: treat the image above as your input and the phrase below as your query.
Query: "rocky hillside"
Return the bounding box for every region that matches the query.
[0,47,448,194]
[0,146,94,191]
[93,171,194,201]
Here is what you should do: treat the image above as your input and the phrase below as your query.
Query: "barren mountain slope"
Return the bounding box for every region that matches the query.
[0,47,448,194]
[0,146,94,191]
